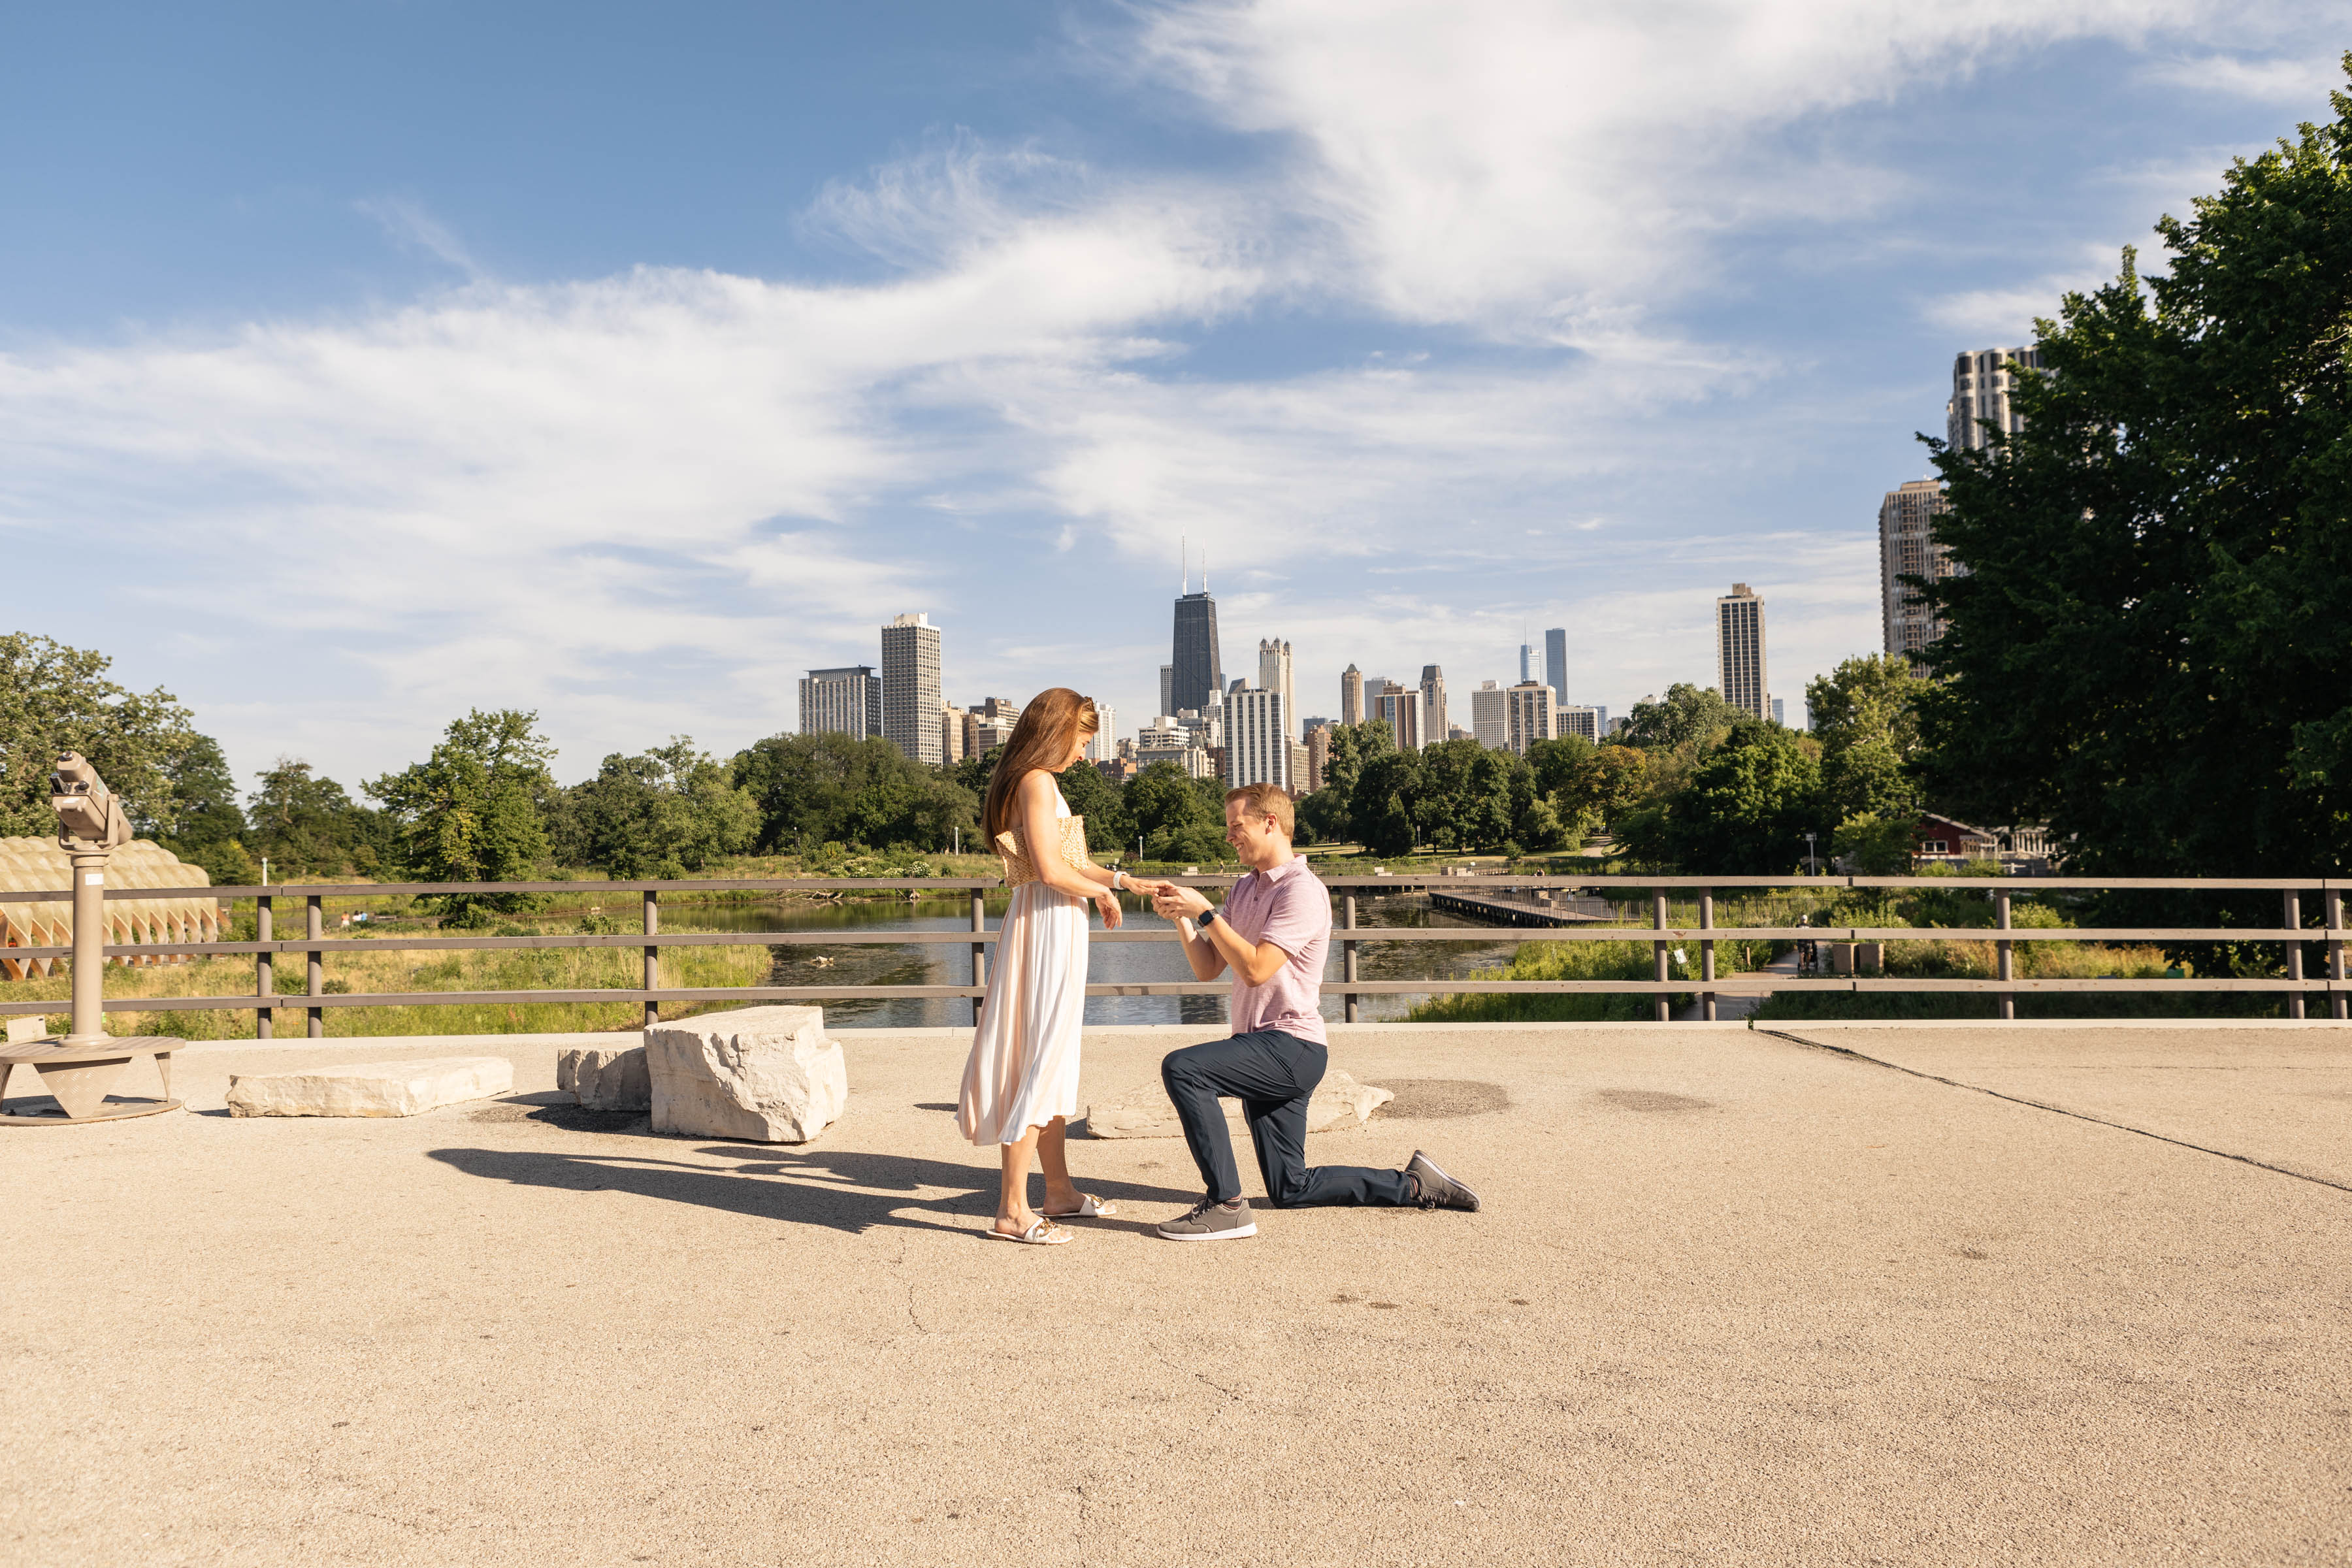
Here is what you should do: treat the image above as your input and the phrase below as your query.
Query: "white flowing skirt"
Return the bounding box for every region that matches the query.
[957,882,1090,1145]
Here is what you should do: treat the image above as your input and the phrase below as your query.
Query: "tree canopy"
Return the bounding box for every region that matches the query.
[0,632,204,838]
[1918,65,2352,877]
[365,710,556,921]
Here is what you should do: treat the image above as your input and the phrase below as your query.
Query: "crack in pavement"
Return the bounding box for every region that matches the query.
[1760,1028,2352,1196]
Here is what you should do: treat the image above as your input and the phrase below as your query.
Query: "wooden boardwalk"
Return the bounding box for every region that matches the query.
[1426,888,1617,926]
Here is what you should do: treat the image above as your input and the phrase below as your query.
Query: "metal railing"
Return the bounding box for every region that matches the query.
[1,872,2346,1031]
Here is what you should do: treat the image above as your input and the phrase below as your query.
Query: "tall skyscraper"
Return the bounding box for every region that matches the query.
[1305,723,1333,792]
[1340,664,1364,726]
[1519,644,1533,683]
[1769,697,1786,727]
[1716,585,1767,721]
[1257,640,1294,737]
[1088,706,1117,763]
[1158,664,1174,715]
[879,613,942,764]
[1171,584,1222,717]
[1880,478,1955,672]
[1374,680,1424,750]
[1226,688,1291,791]
[1544,629,1568,708]
[799,666,883,740]
[1418,666,1448,747]
[1471,681,1508,749]
[1947,346,2044,454]
[1505,681,1555,753]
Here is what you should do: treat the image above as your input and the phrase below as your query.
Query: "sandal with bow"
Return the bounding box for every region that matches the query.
[987,1217,1073,1245]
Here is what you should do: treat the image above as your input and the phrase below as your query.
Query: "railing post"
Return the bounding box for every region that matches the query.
[1699,889,1716,1022]
[255,894,273,1039]
[2284,890,2305,1021]
[1652,889,1669,1023]
[306,894,324,1038]
[2328,887,2345,1021]
[969,889,987,1026]
[1343,892,1360,1024]
[1995,889,2014,1021]
[642,888,660,1032]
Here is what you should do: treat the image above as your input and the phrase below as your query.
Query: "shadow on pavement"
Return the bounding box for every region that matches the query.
[427,1144,1199,1237]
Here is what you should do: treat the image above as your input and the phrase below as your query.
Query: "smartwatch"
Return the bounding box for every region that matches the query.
[1195,907,1218,930]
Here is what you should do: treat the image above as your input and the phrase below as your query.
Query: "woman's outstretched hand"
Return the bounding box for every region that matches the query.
[1094,891,1123,929]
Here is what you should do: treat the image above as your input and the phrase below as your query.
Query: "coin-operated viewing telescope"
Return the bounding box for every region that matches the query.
[0,752,184,1122]
[50,751,132,853]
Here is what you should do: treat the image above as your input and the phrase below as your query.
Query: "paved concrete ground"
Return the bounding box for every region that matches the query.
[3,1021,2347,1567]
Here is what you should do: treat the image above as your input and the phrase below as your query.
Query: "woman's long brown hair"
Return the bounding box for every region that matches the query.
[981,688,1100,843]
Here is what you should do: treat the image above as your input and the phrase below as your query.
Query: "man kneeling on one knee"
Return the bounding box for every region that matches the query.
[1149,783,1480,1242]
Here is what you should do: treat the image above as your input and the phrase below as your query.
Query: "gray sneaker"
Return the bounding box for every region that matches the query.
[1156,1198,1258,1241]
[1405,1151,1480,1212]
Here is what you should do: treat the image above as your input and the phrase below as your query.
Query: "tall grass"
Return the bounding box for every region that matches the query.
[3,926,774,1039]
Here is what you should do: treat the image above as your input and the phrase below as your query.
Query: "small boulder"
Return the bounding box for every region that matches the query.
[1086,1068,1394,1139]
[645,1005,845,1143]
[227,1056,514,1118]
[557,1045,651,1111]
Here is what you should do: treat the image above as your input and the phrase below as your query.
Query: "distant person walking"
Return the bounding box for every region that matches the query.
[958,689,1166,1245]
[1147,783,1480,1241]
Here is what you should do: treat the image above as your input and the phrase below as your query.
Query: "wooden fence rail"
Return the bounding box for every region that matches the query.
[2,873,2345,1032]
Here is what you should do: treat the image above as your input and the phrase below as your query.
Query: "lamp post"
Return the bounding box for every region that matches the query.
[1803,832,1819,877]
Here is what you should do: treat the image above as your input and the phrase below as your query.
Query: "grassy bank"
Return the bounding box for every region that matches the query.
[4,922,776,1039]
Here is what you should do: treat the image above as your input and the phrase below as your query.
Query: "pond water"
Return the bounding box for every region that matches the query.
[658,890,1521,1029]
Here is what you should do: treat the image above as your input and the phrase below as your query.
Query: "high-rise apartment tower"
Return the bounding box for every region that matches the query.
[799,666,883,740]
[1504,681,1555,754]
[1257,640,1294,738]
[879,613,943,764]
[1340,664,1364,727]
[1374,681,1424,751]
[1715,585,1767,721]
[1880,479,1955,672]
[1947,346,2044,454]
[1544,629,1568,710]
[1471,681,1508,749]
[1418,666,1448,746]
[1226,688,1291,791]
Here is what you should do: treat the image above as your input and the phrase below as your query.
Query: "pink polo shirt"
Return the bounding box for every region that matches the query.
[1220,854,1330,1046]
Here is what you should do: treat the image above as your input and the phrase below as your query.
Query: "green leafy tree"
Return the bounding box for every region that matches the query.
[1620,684,1740,752]
[1122,762,1224,862]
[1352,751,1425,856]
[0,632,203,838]
[155,734,256,884]
[1807,654,1926,825]
[1625,722,1824,873]
[365,710,556,923]
[732,732,975,853]
[561,738,760,877]
[1053,761,1135,856]
[1918,65,2352,879]
[248,759,389,878]
[1304,721,1395,843]
[1833,810,1919,876]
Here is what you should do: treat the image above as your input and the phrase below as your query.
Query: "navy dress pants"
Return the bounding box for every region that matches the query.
[1161,1029,1414,1207]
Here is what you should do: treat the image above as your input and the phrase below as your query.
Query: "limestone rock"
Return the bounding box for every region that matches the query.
[1085,1068,1394,1139]
[226,1056,514,1119]
[557,1044,651,1111]
[646,1005,845,1143]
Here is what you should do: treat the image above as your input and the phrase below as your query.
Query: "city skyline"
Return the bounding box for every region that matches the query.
[2,8,2327,789]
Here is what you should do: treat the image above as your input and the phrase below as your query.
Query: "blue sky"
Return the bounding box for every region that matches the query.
[3,2,2347,789]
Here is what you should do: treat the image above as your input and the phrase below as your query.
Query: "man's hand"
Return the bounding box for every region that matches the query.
[1153,884,1215,922]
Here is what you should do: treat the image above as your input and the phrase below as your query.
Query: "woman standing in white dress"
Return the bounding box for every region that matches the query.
[958,689,1164,1245]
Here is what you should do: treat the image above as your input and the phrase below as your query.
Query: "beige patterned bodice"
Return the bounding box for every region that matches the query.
[995,790,1092,888]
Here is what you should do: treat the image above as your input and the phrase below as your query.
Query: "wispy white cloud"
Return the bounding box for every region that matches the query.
[354,196,483,277]
[2142,51,2347,103]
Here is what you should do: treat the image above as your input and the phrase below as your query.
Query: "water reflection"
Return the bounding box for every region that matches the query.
[656,892,1520,1029]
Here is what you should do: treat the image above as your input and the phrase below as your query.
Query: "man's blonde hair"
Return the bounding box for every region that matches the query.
[1224,781,1294,836]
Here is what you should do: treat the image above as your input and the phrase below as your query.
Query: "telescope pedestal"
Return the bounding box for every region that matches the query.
[0,1037,183,1124]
